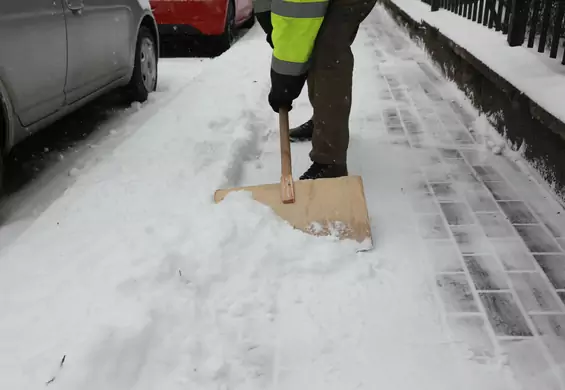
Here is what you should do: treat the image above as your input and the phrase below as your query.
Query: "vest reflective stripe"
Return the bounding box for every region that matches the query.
[253,0,272,12]
[271,55,310,76]
[271,0,327,18]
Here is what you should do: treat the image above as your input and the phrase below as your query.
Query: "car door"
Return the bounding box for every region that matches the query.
[0,1,67,127]
[63,0,135,104]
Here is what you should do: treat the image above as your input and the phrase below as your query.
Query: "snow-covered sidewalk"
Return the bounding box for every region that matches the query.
[1,5,565,390]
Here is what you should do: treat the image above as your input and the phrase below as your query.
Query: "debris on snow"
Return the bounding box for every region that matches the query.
[492,145,502,155]
[130,101,143,111]
[45,355,67,386]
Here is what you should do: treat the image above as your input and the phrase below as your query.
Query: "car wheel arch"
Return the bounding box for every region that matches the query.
[0,100,5,154]
[225,0,235,26]
[128,13,159,77]
[0,79,12,192]
[0,78,15,155]
[140,15,159,55]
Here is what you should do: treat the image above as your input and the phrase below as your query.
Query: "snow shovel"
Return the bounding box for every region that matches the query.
[214,108,373,248]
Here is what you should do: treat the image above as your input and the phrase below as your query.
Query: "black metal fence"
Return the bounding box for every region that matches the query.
[426,0,565,64]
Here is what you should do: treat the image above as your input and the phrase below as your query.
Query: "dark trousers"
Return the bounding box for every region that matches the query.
[256,0,377,164]
[308,0,377,165]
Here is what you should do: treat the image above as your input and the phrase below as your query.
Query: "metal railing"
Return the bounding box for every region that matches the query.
[427,0,565,64]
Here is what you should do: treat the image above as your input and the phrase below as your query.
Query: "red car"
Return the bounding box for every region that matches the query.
[150,0,254,54]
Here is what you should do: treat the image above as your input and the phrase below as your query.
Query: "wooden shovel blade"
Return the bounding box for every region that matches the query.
[214,175,373,248]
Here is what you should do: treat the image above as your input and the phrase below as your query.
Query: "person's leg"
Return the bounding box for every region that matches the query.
[288,74,316,142]
[300,0,377,179]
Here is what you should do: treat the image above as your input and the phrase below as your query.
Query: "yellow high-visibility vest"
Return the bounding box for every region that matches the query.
[253,0,328,76]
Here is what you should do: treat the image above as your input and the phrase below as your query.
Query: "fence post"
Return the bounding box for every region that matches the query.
[507,0,528,46]
[431,0,440,11]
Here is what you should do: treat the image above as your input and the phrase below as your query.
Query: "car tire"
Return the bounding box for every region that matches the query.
[212,0,236,56]
[0,150,4,196]
[0,102,5,196]
[126,26,158,103]
[242,9,255,29]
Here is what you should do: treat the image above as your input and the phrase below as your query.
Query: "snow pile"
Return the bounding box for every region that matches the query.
[5,187,504,390]
[0,17,521,390]
[35,191,370,390]
[472,113,507,155]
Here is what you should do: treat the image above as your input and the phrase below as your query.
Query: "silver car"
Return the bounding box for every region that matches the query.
[0,0,159,190]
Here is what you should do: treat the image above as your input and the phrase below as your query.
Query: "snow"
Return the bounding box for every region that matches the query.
[0,58,210,255]
[0,11,558,390]
[389,0,565,125]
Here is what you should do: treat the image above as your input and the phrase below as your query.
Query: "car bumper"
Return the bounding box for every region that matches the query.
[157,24,202,37]
[150,0,227,36]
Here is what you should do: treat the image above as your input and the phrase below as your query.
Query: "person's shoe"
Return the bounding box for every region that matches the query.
[289,119,314,142]
[299,162,348,180]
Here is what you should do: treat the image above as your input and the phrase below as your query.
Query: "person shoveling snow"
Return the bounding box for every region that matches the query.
[215,0,379,247]
[255,0,377,180]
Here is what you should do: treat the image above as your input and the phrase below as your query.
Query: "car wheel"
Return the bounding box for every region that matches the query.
[0,103,5,196]
[126,26,158,102]
[212,0,236,56]
[0,150,4,196]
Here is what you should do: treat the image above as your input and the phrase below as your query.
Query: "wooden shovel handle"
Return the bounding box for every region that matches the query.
[279,108,295,204]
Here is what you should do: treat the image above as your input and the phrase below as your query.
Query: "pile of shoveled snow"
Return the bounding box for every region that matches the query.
[0,22,514,390]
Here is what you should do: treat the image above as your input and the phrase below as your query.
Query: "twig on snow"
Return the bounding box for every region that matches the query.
[45,355,66,386]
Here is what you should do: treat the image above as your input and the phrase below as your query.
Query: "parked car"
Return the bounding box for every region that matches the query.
[0,0,160,192]
[150,0,254,55]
